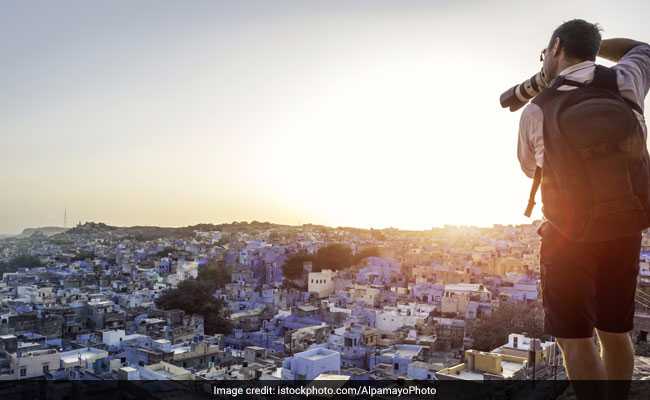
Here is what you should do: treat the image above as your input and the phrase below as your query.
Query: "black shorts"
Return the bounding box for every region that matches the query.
[539,223,641,339]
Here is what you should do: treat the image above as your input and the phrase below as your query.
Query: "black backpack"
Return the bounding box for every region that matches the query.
[527,65,650,242]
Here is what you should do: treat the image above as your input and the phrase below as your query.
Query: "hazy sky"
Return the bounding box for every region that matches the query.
[2,0,650,234]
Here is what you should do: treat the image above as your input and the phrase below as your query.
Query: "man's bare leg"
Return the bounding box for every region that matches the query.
[557,335,608,400]
[595,329,635,380]
[556,336,607,379]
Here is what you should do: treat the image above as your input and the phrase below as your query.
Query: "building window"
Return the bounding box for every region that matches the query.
[20,367,27,377]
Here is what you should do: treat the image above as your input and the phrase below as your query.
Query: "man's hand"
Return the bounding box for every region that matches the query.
[598,38,647,62]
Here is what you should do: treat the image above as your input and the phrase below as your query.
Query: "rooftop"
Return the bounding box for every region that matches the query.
[444,283,484,292]
[296,348,339,362]
[381,344,422,359]
[314,373,350,381]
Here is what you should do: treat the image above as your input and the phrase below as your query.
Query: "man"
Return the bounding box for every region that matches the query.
[518,19,650,382]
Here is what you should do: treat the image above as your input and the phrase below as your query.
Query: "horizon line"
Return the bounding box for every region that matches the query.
[4,219,543,236]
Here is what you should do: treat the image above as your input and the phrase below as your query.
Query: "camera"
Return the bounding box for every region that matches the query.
[500,70,549,111]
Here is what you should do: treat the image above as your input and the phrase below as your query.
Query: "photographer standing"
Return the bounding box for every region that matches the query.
[516,20,650,382]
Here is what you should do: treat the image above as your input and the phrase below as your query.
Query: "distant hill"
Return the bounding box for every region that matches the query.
[51,220,295,242]
[18,227,69,238]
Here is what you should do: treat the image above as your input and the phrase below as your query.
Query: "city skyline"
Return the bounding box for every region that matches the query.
[3,0,650,234]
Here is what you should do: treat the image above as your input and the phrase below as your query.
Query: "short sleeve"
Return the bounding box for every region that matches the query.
[613,43,650,111]
[517,103,544,178]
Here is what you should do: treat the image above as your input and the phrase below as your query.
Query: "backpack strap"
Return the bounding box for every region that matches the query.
[591,65,644,115]
[546,66,644,115]
[524,166,542,217]
[554,76,586,89]
[590,65,619,92]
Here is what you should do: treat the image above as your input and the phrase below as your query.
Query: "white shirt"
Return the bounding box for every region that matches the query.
[517,44,650,178]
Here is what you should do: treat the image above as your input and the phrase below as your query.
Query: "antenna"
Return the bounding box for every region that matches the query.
[64,208,67,229]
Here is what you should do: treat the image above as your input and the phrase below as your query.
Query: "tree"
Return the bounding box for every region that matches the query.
[313,243,353,271]
[198,260,230,289]
[282,244,378,280]
[0,255,43,274]
[156,258,233,335]
[156,280,231,335]
[155,247,176,258]
[282,252,314,280]
[352,246,381,264]
[72,251,95,262]
[470,302,546,351]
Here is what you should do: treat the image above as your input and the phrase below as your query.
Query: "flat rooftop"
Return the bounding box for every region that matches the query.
[314,373,350,381]
[297,348,338,362]
[444,283,483,292]
[382,345,421,359]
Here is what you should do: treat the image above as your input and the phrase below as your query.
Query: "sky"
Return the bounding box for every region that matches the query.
[2,0,650,234]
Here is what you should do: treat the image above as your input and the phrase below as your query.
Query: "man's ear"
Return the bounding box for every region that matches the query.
[551,37,561,56]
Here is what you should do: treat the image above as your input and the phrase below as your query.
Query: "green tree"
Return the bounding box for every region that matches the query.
[470,302,546,351]
[156,280,231,335]
[282,244,379,280]
[156,258,233,335]
[0,255,43,274]
[198,260,231,289]
[313,243,353,271]
[282,252,314,280]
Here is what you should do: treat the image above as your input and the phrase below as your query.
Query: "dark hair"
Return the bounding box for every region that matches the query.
[551,19,602,61]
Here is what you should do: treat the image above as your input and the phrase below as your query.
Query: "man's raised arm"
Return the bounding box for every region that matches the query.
[598,38,648,62]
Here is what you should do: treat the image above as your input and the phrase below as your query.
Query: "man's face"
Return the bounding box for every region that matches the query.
[542,37,561,80]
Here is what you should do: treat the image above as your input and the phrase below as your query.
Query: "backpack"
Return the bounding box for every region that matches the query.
[527,65,650,242]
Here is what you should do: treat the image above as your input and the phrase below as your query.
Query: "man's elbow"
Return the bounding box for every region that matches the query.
[520,164,535,179]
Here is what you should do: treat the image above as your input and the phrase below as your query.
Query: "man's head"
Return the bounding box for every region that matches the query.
[542,19,602,80]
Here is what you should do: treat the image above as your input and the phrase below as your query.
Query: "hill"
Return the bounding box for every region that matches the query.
[17,227,68,238]
[51,220,295,242]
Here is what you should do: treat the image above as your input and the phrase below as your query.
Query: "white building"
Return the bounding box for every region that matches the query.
[118,366,140,380]
[308,269,335,299]
[281,348,341,380]
[102,329,127,348]
[407,361,439,380]
[498,282,538,303]
[59,347,109,372]
[375,303,435,332]
[371,344,423,376]
[436,333,556,380]
[349,284,382,307]
[441,283,491,316]
[176,261,199,282]
[0,348,60,380]
[498,333,555,356]
[15,286,54,305]
[139,361,193,380]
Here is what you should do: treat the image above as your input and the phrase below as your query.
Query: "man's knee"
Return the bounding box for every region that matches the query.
[596,329,633,349]
[556,337,597,361]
